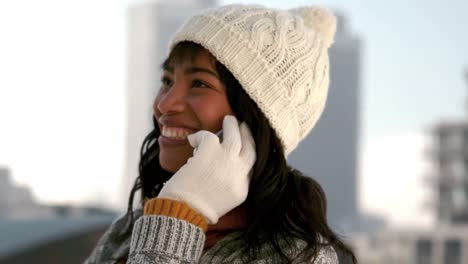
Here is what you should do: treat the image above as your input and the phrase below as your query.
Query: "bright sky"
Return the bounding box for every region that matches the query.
[0,0,467,227]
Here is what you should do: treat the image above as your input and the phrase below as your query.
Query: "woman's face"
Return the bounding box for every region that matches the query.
[154,48,233,173]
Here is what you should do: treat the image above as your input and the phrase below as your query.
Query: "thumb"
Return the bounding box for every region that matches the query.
[187,130,220,156]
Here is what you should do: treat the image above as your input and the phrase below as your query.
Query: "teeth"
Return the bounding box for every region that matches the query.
[162,126,191,140]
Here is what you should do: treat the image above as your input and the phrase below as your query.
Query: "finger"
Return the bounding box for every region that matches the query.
[239,122,256,162]
[187,130,220,157]
[221,115,241,153]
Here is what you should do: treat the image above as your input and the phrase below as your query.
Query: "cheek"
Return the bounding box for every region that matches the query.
[190,96,232,130]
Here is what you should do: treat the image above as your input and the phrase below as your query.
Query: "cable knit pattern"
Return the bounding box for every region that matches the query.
[128,215,205,264]
[170,4,337,156]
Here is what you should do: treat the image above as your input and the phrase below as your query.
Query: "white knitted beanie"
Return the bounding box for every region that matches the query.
[169,4,337,156]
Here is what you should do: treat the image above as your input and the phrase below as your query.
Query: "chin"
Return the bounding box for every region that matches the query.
[159,150,191,173]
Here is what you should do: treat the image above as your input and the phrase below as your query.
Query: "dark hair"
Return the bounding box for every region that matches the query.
[126,41,356,263]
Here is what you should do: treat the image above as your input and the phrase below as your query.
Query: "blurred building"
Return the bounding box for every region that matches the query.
[288,13,362,233]
[431,121,468,224]
[122,0,216,208]
[351,69,468,264]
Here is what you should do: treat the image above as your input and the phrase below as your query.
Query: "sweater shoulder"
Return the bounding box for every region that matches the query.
[201,233,339,263]
[313,245,339,263]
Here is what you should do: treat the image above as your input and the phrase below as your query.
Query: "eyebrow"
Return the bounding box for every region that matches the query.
[162,65,219,79]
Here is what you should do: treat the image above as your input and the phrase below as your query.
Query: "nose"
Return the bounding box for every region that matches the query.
[155,82,186,115]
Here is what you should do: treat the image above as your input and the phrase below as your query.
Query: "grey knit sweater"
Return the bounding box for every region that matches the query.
[85,209,343,264]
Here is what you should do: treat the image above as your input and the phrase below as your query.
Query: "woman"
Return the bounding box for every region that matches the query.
[87,4,356,264]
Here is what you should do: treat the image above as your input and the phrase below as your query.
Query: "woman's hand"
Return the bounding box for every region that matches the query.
[158,115,256,224]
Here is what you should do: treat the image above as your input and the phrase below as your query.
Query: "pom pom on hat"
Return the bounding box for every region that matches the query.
[290,7,337,48]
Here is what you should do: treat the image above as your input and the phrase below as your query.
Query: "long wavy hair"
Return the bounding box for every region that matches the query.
[126,41,356,263]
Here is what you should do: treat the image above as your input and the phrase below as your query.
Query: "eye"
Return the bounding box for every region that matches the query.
[191,79,210,89]
[160,76,173,90]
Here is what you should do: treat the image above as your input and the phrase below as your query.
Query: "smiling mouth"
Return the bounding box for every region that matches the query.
[161,126,193,140]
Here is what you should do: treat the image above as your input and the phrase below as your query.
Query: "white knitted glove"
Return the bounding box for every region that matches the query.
[158,115,256,224]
